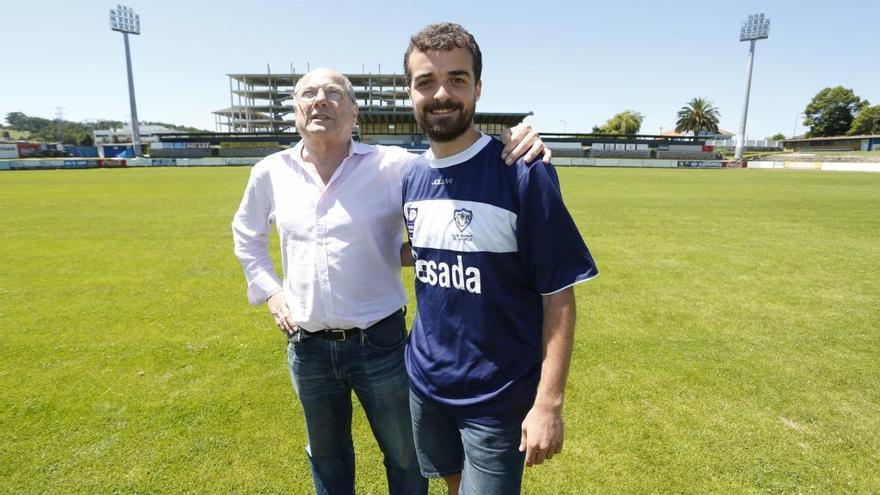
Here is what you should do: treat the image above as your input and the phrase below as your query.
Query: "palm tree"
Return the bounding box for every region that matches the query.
[675,98,720,136]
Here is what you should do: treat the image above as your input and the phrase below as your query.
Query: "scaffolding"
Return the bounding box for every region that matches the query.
[213,70,531,141]
[214,72,414,133]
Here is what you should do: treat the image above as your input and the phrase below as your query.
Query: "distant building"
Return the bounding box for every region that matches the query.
[660,128,781,151]
[782,134,880,152]
[660,128,736,139]
[213,71,531,145]
[92,123,178,144]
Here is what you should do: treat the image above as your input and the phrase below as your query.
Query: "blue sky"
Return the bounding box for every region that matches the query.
[1,0,877,138]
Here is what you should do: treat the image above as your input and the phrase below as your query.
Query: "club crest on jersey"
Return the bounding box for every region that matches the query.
[405,206,418,238]
[453,209,473,232]
[406,207,418,222]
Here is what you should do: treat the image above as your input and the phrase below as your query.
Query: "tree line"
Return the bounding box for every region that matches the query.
[588,86,880,139]
[2,112,205,145]
[802,87,879,137]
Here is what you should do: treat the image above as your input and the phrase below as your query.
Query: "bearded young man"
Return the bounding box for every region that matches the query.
[401,23,598,495]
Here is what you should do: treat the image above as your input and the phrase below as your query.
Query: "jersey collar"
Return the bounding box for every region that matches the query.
[424,133,491,169]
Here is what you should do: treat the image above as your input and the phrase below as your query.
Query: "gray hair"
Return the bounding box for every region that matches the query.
[294,69,357,105]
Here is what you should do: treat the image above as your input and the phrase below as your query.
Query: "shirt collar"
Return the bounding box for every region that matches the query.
[287,138,374,165]
[424,133,491,168]
[350,140,374,156]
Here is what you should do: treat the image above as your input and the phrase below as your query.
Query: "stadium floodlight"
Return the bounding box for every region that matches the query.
[739,13,770,41]
[735,13,770,161]
[109,5,142,155]
[109,5,140,34]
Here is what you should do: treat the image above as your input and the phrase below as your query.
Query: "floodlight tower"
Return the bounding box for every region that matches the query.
[734,13,770,161]
[109,5,142,155]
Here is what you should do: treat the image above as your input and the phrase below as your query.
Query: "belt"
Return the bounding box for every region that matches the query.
[297,308,404,342]
[305,327,363,342]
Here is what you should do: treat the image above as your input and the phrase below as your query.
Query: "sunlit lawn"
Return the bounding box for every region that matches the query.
[1,166,877,493]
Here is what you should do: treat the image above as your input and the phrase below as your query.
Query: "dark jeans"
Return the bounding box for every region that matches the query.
[287,311,427,495]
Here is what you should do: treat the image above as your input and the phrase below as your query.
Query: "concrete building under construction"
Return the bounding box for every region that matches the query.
[212,71,531,146]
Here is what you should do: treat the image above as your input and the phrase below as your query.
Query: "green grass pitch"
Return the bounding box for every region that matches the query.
[1,166,878,493]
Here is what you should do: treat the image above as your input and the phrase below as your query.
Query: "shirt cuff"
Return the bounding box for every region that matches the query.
[246,272,283,306]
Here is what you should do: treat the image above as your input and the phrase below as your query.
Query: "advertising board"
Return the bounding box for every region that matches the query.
[63,160,93,169]
[17,143,42,158]
[676,161,722,169]
[0,143,19,158]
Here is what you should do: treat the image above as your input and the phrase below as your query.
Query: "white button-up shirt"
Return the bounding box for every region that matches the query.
[232,140,415,331]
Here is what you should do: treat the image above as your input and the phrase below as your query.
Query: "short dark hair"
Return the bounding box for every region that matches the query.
[403,22,482,86]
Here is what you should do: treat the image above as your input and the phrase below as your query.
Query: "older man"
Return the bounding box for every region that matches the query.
[232,68,546,495]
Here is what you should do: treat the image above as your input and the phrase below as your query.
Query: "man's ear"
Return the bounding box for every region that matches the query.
[475,80,482,102]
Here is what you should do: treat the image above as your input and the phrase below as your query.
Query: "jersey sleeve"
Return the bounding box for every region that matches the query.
[516,161,598,295]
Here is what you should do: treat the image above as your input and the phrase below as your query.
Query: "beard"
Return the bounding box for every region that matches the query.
[414,99,475,142]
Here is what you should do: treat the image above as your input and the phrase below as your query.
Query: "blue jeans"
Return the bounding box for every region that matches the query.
[287,310,427,495]
[409,390,526,495]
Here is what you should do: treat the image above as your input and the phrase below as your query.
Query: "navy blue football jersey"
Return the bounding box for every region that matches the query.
[402,134,598,425]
